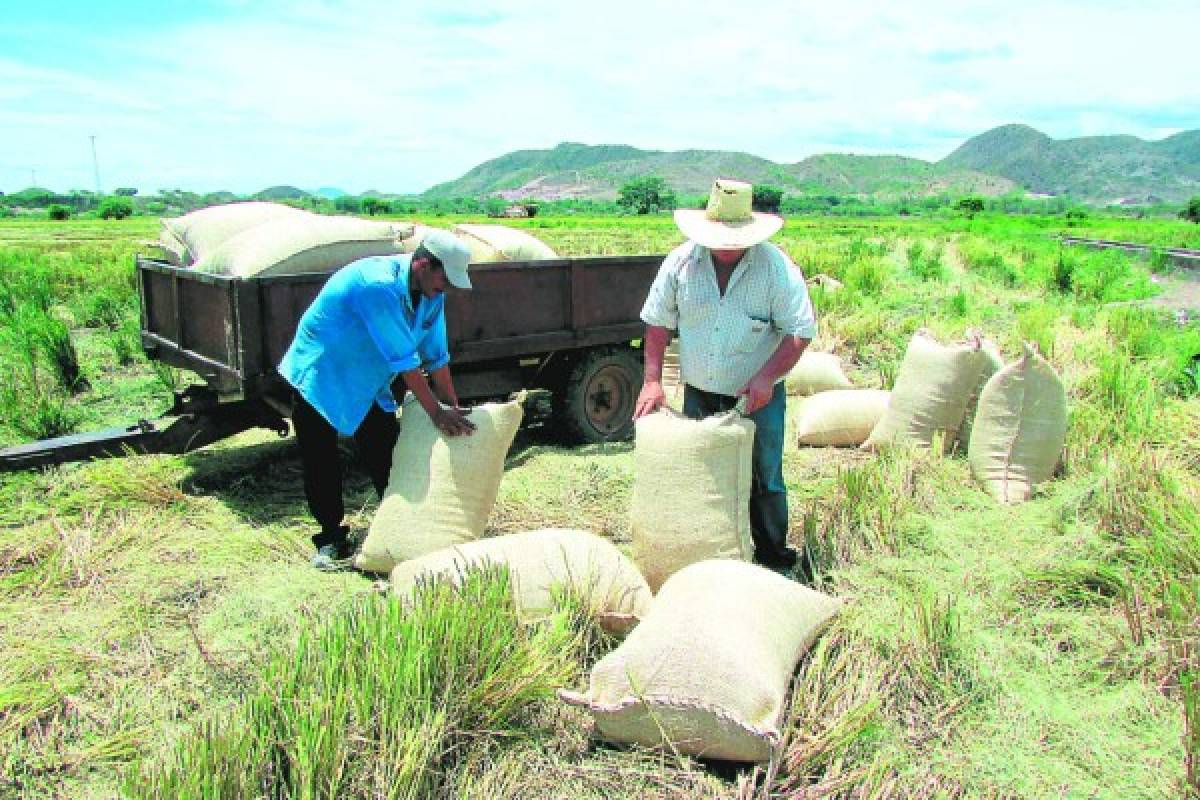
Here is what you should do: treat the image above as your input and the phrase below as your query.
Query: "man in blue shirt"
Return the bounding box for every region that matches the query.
[278,229,477,569]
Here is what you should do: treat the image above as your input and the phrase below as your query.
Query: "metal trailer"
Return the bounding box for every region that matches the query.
[0,254,664,471]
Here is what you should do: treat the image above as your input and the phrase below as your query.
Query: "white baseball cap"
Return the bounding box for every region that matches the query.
[420,229,473,289]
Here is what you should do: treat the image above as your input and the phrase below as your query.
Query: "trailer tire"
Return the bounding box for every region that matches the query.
[554,346,643,444]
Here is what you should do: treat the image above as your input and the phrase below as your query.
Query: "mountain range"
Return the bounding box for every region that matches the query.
[423,124,1200,206]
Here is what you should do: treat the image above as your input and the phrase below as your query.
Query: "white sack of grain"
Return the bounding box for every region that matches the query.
[453,223,560,262]
[955,337,1005,451]
[354,396,524,573]
[968,344,1068,504]
[785,350,853,396]
[160,201,310,266]
[862,331,985,453]
[196,214,413,277]
[390,528,652,634]
[795,389,890,447]
[559,559,841,762]
[631,409,755,592]
[395,223,436,253]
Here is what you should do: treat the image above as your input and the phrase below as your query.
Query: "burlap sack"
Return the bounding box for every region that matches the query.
[453,224,560,262]
[355,396,524,573]
[390,528,652,634]
[160,201,308,266]
[795,389,890,447]
[955,337,1005,451]
[559,559,841,762]
[196,215,412,277]
[785,351,853,396]
[862,331,985,453]
[968,344,1068,504]
[631,410,755,592]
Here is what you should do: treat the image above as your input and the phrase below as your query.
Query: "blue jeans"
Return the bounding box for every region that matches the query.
[682,382,796,569]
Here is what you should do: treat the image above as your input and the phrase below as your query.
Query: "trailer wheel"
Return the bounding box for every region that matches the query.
[554,346,642,444]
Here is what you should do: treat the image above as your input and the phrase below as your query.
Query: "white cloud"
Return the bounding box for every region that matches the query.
[1,0,1197,193]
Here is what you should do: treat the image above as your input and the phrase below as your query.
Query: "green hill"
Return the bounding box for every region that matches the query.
[940,124,1200,203]
[423,143,1011,202]
[424,125,1198,205]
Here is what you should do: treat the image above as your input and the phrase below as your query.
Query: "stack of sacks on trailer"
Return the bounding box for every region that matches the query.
[354,395,525,573]
[559,559,841,762]
[968,344,1067,503]
[159,201,418,277]
[394,223,559,263]
[389,528,652,635]
[630,408,756,591]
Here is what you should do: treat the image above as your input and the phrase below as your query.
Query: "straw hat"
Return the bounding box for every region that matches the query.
[673,179,782,249]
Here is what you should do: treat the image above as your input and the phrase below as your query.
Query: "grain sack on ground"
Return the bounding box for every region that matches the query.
[808,273,843,291]
[354,396,524,573]
[862,331,985,453]
[955,337,1005,451]
[785,350,853,396]
[631,410,755,592]
[390,528,652,634]
[196,214,413,277]
[453,224,560,262]
[795,389,890,447]
[968,344,1068,504]
[159,201,309,266]
[559,559,841,762]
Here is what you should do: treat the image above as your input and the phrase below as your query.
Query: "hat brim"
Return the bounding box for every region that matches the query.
[673,209,783,249]
[443,262,472,289]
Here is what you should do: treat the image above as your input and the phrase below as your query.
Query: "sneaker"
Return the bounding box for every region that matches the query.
[311,542,352,572]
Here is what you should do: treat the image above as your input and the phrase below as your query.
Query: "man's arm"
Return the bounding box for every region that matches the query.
[736,335,810,414]
[401,368,475,436]
[428,365,460,408]
[634,325,672,419]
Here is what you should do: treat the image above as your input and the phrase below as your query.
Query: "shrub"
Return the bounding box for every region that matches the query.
[752,185,784,213]
[1180,196,1200,224]
[97,196,134,219]
[617,176,676,215]
[47,204,71,220]
[954,196,985,215]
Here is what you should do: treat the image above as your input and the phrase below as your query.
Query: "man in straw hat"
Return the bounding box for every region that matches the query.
[278,229,477,570]
[634,178,816,576]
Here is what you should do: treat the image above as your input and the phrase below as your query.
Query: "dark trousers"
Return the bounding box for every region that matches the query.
[682,382,797,570]
[291,391,399,547]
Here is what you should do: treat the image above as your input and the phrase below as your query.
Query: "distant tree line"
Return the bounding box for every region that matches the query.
[1,180,1195,223]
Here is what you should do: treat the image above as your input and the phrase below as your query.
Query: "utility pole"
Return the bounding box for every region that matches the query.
[90,135,102,196]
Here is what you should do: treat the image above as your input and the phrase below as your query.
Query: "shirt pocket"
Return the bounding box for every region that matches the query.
[733,314,772,354]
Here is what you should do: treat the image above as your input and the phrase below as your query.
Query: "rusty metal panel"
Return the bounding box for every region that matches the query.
[259,275,327,370]
[444,261,571,348]
[570,256,661,329]
[179,280,238,370]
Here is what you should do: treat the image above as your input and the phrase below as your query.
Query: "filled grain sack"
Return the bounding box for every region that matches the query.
[196,214,414,277]
[159,201,309,266]
[785,350,853,396]
[394,223,436,254]
[968,344,1068,504]
[631,409,755,592]
[559,559,841,762]
[390,528,652,634]
[862,331,985,453]
[808,273,844,291]
[795,389,890,447]
[453,223,560,262]
[955,337,1005,451]
[354,396,524,573]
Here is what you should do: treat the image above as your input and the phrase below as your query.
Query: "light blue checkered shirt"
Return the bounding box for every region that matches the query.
[640,241,817,396]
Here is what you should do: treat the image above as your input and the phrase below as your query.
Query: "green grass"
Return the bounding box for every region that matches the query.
[1,212,1198,798]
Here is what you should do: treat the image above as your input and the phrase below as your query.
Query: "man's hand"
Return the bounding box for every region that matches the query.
[634,380,667,420]
[432,406,476,437]
[736,374,775,415]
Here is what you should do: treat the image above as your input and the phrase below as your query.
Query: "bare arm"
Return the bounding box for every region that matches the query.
[634,325,673,419]
[737,335,810,414]
[401,367,474,435]
[428,365,460,408]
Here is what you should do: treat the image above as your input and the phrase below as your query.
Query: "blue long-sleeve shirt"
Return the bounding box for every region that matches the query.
[278,255,450,435]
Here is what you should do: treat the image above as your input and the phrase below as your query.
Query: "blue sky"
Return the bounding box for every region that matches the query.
[1,0,1197,195]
